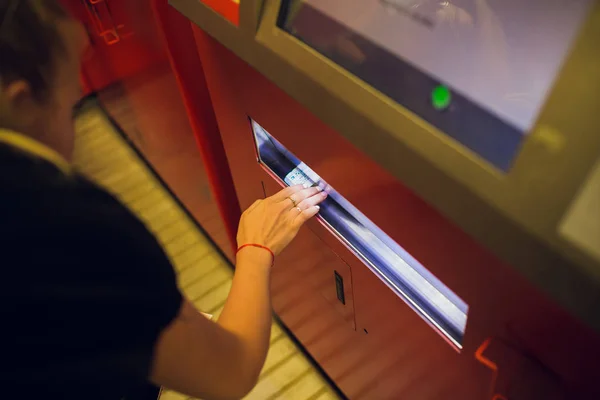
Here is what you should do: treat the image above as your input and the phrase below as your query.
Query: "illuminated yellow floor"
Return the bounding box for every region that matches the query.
[72,104,340,400]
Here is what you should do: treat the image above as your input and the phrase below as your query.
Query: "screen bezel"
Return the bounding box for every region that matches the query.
[169,0,600,331]
[253,0,600,261]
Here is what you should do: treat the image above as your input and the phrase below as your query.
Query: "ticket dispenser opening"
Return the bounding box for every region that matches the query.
[251,119,469,348]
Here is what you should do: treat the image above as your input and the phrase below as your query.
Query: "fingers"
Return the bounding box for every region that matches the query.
[271,185,305,202]
[293,205,321,228]
[296,189,327,210]
[283,186,323,207]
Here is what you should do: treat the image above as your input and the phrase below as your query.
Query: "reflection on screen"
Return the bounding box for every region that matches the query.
[279,0,592,171]
[251,119,468,348]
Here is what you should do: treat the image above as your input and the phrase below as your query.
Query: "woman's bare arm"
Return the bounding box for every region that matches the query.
[149,185,326,399]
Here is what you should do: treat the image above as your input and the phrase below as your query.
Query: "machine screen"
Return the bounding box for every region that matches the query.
[251,119,468,348]
[279,0,592,171]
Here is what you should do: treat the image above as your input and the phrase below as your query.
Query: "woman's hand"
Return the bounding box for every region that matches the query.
[237,185,327,255]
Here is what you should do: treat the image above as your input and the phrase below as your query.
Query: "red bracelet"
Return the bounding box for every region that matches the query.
[236,244,275,266]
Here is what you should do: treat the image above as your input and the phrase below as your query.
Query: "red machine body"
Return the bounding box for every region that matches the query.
[192,28,600,399]
[62,0,166,94]
[61,0,236,258]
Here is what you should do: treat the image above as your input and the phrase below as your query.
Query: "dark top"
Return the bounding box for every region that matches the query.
[0,143,182,399]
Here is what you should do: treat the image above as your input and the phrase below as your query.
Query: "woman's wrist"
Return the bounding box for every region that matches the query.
[236,245,273,270]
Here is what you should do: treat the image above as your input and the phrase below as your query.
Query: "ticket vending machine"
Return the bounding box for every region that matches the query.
[172,0,600,398]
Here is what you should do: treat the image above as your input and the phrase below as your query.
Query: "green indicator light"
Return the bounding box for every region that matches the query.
[432,85,452,110]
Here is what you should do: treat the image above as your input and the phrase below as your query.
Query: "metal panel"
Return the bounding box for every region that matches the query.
[193,30,600,399]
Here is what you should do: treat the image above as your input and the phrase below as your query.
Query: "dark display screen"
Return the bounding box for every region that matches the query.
[278,0,592,171]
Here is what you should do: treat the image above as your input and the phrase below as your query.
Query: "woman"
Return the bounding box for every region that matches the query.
[0,1,326,399]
